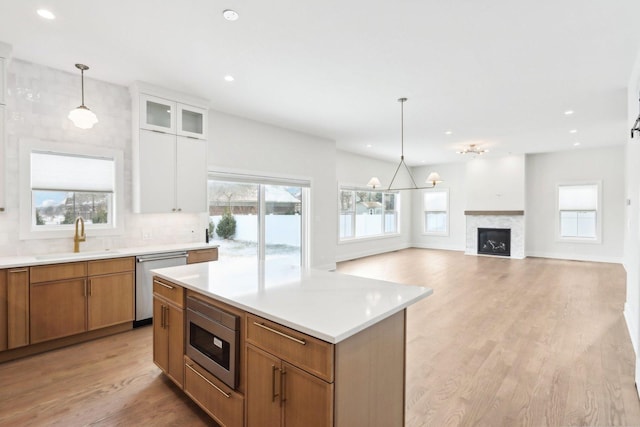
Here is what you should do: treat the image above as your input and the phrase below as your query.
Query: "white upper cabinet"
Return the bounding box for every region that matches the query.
[130,82,209,213]
[177,103,207,139]
[140,94,176,133]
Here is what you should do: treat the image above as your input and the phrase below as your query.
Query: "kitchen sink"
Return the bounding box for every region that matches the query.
[35,249,121,261]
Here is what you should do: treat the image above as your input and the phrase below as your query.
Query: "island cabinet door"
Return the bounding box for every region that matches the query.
[153,296,185,388]
[246,344,282,427]
[282,361,333,427]
[246,344,334,427]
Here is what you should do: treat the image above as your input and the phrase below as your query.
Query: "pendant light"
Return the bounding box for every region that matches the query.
[68,64,98,129]
[367,98,442,190]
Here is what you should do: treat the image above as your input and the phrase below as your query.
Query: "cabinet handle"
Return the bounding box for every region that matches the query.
[88,279,92,296]
[186,364,231,398]
[164,306,169,328]
[83,279,87,297]
[271,365,280,402]
[253,322,306,346]
[8,268,28,273]
[177,208,182,212]
[160,305,165,329]
[154,280,174,290]
[281,367,287,404]
[171,208,177,212]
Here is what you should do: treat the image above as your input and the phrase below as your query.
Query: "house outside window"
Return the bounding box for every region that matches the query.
[424,189,449,235]
[557,182,600,242]
[339,187,400,241]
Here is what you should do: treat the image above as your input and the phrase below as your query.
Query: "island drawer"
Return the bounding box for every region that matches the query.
[246,313,334,382]
[153,278,184,308]
[184,356,244,427]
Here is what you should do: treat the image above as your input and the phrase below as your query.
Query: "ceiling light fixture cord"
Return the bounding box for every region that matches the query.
[388,97,420,191]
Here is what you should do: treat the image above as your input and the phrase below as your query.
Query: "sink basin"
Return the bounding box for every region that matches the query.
[35,249,120,261]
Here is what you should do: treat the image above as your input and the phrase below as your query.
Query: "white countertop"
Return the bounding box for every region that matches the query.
[151,258,432,344]
[0,242,219,268]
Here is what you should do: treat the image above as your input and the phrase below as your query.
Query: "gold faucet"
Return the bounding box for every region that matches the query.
[73,217,86,253]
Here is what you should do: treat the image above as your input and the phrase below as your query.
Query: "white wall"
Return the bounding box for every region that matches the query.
[335,150,412,261]
[0,58,208,257]
[526,147,625,263]
[208,111,336,270]
[625,51,640,391]
[466,155,526,210]
[411,162,467,251]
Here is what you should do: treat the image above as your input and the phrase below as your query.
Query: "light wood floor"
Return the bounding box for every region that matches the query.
[0,249,638,426]
[338,249,640,427]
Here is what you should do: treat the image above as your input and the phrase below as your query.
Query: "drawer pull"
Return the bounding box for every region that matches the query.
[253,322,306,345]
[8,268,28,273]
[154,280,174,290]
[186,364,230,398]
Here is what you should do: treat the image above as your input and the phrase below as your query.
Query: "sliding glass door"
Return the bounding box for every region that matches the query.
[208,174,308,266]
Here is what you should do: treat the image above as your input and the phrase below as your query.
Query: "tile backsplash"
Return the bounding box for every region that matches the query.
[1,59,206,257]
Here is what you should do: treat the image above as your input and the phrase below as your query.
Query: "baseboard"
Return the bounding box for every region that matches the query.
[410,242,466,252]
[335,243,411,263]
[625,302,638,355]
[314,262,337,271]
[525,251,623,264]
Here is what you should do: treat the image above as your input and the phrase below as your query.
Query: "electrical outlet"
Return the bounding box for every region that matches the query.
[142,229,152,240]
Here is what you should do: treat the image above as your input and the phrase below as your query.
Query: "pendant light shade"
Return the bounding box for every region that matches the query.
[367,98,442,191]
[68,64,98,129]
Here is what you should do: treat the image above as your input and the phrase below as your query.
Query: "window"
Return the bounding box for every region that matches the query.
[208,173,310,266]
[19,139,124,240]
[557,183,600,241]
[339,187,400,241]
[424,189,448,235]
[31,152,114,228]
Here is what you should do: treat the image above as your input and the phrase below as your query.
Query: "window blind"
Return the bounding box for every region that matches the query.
[31,151,115,193]
[424,191,447,211]
[558,185,597,210]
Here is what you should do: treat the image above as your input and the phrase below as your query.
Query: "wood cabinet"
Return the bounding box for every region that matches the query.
[29,258,134,344]
[246,319,333,427]
[187,247,219,264]
[7,267,29,349]
[184,356,244,427]
[87,258,135,330]
[153,278,184,387]
[131,83,208,214]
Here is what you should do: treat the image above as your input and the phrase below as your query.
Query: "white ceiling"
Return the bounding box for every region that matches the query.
[1,0,640,165]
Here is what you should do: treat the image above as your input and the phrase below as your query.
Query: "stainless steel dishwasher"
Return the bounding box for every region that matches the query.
[135,251,188,326]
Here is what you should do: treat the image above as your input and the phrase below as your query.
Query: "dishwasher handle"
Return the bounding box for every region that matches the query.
[136,252,189,263]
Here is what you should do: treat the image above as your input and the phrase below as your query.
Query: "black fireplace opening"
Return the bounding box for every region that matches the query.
[477,228,511,257]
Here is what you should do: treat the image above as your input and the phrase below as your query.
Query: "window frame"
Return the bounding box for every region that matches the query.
[555,181,602,244]
[338,185,401,243]
[19,138,125,240]
[423,188,449,236]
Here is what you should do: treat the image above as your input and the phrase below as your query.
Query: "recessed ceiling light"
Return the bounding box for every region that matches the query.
[421,160,426,163]
[564,110,574,115]
[569,129,578,134]
[573,142,581,146]
[444,130,453,135]
[223,9,239,21]
[224,75,235,82]
[37,9,55,20]
[366,144,372,148]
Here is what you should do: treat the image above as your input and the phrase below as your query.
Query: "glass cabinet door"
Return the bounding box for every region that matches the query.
[177,103,207,139]
[140,94,176,133]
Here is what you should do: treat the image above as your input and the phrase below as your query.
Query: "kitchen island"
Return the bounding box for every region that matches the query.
[151,259,432,427]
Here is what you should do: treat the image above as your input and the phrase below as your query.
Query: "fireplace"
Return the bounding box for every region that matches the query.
[477,228,511,257]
